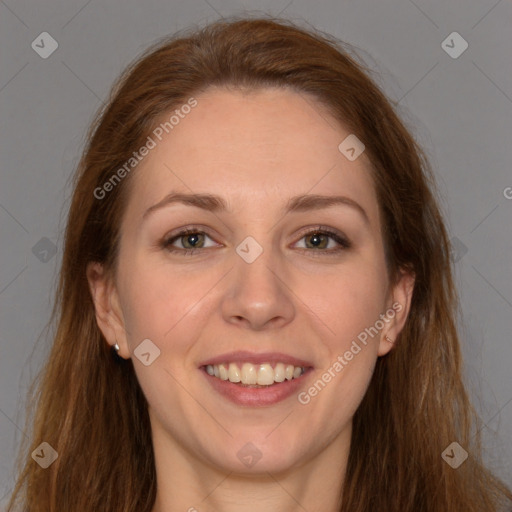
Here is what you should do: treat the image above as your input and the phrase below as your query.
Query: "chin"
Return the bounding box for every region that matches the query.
[206,435,306,475]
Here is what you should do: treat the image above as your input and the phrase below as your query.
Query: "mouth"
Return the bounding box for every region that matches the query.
[201,361,308,387]
[198,351,314,406]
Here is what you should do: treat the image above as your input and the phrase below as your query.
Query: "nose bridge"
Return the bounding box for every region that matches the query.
[233,231,285,297]
[235,235,280,289]
[220,232,295,329]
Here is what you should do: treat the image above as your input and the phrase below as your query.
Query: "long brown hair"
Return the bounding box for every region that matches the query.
[8,17,512,511]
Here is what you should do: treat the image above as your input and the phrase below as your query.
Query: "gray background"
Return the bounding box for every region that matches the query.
[1,0,511,504]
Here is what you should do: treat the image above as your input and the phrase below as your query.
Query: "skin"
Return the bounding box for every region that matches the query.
[88,87,414,512]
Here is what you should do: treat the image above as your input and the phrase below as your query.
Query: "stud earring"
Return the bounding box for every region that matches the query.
[114,343,120,352]
[384,335,394,344]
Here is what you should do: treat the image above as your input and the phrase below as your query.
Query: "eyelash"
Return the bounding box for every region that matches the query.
[161,225,351,257]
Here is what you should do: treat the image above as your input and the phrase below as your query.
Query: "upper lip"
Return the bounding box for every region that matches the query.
[198,350,314,368]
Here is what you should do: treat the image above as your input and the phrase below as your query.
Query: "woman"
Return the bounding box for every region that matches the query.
[7,17,512,512]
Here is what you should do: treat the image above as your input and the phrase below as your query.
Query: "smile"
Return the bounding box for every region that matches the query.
[204,362,305,386]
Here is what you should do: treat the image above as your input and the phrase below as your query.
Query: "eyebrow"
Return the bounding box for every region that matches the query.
[142,192,370,225]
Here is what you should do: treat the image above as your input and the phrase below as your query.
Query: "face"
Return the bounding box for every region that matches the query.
[89,87,413,475]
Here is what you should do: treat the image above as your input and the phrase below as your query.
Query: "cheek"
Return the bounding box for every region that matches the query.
[295,273,384,446]
[117,254,216,349]
[313,262,387,347]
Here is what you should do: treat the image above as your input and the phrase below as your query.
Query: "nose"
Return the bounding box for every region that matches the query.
[220,244,296,331]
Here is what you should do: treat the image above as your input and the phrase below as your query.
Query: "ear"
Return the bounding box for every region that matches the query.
[378,267,415,357]
[86,262,129,359]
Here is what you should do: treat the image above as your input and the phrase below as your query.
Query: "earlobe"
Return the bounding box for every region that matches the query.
[378,269,415,357]
[384,334,395,344]
[86,262,128,358]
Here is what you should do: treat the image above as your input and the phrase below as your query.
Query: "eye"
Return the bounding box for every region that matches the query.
[293,226,351,255]
[161,225,351,257]
[162,228,218,255]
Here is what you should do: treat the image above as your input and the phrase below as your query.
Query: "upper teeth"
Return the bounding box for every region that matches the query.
[205,362,304,385]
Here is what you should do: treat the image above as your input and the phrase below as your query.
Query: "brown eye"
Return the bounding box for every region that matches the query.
[178,232,205,249]
[162,229,218,255]
[294,227,351,254]
[304,232,330,249]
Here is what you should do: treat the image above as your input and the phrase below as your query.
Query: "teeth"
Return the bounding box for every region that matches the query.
[241,363,258,385]
[257,364,274,385]
[218,364,229,381]
[228,362,241,382]
[274,363,285,382]
[205,362,305,385]
[293,366,302,379]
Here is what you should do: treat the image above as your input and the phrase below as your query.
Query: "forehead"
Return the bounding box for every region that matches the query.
[124,87,379,225]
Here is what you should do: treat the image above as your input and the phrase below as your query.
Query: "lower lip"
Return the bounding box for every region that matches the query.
[200,367,313,407]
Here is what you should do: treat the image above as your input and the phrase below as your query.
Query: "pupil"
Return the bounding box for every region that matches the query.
[309,233,325,248]
[186,233,201,248]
